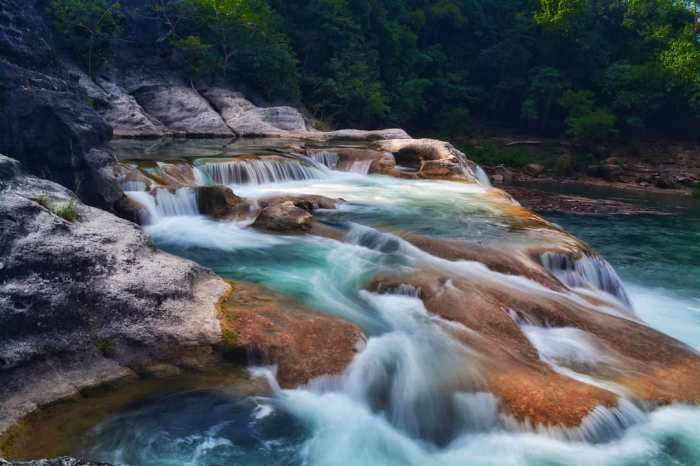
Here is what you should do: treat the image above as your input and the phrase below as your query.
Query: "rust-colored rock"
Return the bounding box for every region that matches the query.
[217,282,364,388]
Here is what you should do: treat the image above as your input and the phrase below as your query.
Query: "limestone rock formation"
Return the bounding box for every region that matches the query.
[133,86,234,137]
[0,156,230,436]
[200,87,309,137]
[372,138,478,181]
[0,458,113,466]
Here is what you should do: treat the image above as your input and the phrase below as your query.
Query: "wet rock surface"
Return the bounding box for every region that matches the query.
[252,201,313,232]
[504,185,666,215]
[0,156,230,436]
[218,282,365,388]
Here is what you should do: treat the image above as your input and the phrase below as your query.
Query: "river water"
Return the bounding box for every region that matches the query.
[58,143,700,466]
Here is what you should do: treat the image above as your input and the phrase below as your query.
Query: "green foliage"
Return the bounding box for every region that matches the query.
[222,329,238,346]
[172,35,216,80]
[45,0,699,139]
[171,0,299,99]
[560,90,618,142]
[46,0,123,75]
[459,143,536,169]
[51,200,80,222]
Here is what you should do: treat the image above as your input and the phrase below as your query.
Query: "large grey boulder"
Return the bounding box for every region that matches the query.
[0,156,230,436]
[200,87,309,137]
[94,77,169,138]
[133,85,234,137]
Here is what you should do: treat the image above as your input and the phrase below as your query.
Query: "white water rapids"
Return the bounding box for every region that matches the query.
[99,152,700,466]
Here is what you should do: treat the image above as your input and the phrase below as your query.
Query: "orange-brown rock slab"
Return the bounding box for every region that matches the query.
[488,369,617,427]
[217,281,364,388]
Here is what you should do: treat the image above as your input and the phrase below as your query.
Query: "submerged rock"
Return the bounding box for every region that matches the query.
[258,194,340,212]
[0,156,230,436]
[218,282,364,388]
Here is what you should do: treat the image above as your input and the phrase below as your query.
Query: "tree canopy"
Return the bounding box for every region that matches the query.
[46,0,700,140]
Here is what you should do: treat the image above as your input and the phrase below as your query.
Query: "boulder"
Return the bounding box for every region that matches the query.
[0,156,230,436]
[372,138,476,181]
[258,194,340,212]
[252,201,313,232]
[525,163,545,177]
[218,282,364,388]
[194,185,248,219]
[654,175,679,189]
[199,87,309,137]
[94,77,169,139]
[133,85,233,137]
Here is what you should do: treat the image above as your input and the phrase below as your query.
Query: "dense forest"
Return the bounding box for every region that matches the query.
[46,0,700,141]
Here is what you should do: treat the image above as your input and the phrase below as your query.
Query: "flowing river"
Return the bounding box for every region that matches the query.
[26,140,700,466]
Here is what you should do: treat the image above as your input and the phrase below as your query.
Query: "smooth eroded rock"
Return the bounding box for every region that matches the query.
[218,282,365,388]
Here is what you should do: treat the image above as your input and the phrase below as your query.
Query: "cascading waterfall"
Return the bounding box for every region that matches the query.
[77,144,700,466]
[195,157,328,186]
[474,164,492,187]
[124,187,199,224]
[541,252,632,309]
[348,159,373,174]
[307,150,339,169]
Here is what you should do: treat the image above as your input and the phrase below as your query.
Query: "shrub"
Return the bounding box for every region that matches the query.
[45,0,124,76]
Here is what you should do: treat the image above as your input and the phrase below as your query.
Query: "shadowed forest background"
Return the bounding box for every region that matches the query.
[46,0,700,142]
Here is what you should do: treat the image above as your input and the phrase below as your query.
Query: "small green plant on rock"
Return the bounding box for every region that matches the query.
[222,329,238,347]
[31,195,50,209]
[51,200,79,222]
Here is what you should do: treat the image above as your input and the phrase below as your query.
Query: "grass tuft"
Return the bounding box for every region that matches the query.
[51,200,79,222]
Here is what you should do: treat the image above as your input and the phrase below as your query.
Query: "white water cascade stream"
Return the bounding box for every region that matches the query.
[95,147,700,466]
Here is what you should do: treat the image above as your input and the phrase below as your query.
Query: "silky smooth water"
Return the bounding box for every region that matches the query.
[78,146,700,466]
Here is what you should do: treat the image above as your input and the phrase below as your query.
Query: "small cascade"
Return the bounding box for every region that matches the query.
[541,252,632,308]
[473,164,492,187]
[307,150,339,169]
[125,187,199,224]
[348,159,373,174]
[122,180,147,191]
[195,157,327,186]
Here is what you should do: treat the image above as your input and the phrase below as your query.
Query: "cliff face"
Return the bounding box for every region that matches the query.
[0,0,122,208]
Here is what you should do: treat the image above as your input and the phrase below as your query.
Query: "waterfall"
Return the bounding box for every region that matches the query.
[125,187,199,224]
[195,157,328,186]
[349,159,373,174]
[541,252,632,309]
[474,165,492,187]
[308,150,339,169]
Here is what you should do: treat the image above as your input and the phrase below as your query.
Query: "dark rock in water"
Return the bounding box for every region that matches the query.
[0,0,119,208]
[0,156,230,436]
[0,457,116,466]
[253,201,313,232]
[194,185,248,219]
